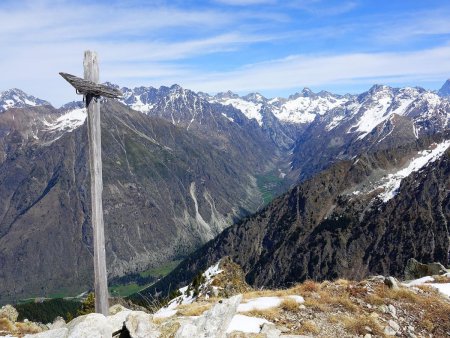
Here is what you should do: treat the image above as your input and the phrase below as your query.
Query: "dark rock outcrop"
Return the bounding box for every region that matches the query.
[404,258,448,280]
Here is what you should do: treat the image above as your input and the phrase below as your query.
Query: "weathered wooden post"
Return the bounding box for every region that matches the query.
[60,51,122,315]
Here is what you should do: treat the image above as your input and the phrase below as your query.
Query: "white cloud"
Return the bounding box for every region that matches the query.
[179,45,450,94]
[0,0,449,105]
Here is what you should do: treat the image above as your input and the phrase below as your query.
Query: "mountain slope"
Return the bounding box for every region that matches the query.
[137,133,450,299]
[0,99,274,304]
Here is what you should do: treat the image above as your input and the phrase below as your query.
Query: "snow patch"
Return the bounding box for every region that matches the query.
[350,96,392,140]
[221,113,234,122]
[237,295,304,312]
[153,260,224,319]
[226,314,270,333]
[44,108,87,133]
[376,140,450,202]
[403,276,450,298]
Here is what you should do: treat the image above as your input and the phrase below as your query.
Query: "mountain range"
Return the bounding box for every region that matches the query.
[0,79,449,304]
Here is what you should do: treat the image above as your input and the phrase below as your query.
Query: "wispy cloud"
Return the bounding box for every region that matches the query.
[179,44,450,94]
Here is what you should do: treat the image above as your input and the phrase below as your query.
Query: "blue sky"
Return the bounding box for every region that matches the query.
[1,0,450,106]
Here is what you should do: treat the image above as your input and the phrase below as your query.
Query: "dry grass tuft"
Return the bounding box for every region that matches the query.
[293,280,321,293]
[176,302,212,316]
[247,307,281,322]
[366,293,385,306]
[243,288,300,299]
[375,285,420,302]
[297,320,319,335]
[341,314,385,337]
[428,275,450,283]
[329,294,358,313]
[372,283,450,336]
[15,322,43,335]
[304,297,328,312]
[335,279,351,286]
[280,298,299,312]
[0,318,15,333]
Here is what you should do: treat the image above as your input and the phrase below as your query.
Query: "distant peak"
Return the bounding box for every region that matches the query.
[214,90,238,100]
[438,79,450,97]
[170,84,183,91]
[243,92,266,103]
[288,88,316,100]
[103,81,119,89]
[368,84,391,93]
[0,88,51,112]
[302,87,313,94]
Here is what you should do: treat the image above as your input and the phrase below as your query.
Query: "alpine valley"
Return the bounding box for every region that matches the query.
[0,80,449,306]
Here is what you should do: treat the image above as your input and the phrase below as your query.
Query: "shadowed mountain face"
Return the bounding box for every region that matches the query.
[0,100,278,303]
[137,133,450,300]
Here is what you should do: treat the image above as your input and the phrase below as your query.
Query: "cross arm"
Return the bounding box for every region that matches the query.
[59,72,122,99]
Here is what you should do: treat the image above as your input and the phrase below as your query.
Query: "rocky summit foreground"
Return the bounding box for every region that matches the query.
[1,258,450,338]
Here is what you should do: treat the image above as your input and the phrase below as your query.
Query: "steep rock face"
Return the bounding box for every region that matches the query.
[141,134,450,298]
[0,100,273,303]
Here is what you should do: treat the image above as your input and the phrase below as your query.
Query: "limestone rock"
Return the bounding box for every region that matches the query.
[261,323,282,338]
[124,311,160,338]
[109,304,129,315]
[107,309,132,333]
[24,328,69,338]
[388,304,397,318]
[67,313,113,338]
[384,320,400,336]
[0,304,18,322]
[47,316,66,330]
[176,294,242,338]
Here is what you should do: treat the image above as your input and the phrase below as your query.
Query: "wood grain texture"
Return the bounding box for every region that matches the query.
[84,50,109,315]
[59,72,122,98]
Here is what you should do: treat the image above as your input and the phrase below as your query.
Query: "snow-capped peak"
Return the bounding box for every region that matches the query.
[43,107,87,134]
[209,93,264,126]
[242,92,267,103]
[0,88,50,113]
[275,89,349,124]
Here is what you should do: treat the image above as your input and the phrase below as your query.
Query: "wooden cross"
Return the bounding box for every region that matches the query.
[60,51,121,315]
